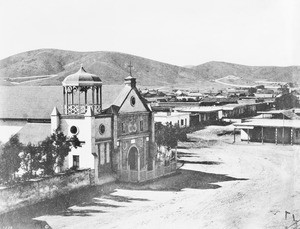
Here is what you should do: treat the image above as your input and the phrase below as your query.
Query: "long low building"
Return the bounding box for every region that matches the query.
[176,106,222,126]
[154,111,190,127]
[257,109,300,119]
[234,119,300,145]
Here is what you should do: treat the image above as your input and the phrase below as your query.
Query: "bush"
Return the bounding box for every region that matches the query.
[155,122,189,149]
[0,135,23,184]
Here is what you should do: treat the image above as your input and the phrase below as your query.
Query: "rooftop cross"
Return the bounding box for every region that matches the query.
[127,61,133,76]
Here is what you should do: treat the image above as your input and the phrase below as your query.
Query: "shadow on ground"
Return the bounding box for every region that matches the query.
[0,185,151,229]
[177,160,222,165]
[0,168,247,228]
[118,169,248,191]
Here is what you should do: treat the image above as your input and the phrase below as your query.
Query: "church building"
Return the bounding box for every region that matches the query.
[51,66,175,183]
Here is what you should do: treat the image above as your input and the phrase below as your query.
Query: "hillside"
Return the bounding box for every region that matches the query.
[0,49,299,87]
[0,49,200,86]
[193,61,300,83]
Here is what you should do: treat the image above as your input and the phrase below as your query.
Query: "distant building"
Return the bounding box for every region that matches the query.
[199,97,238,106]
[221,102,271,119]
[234,118,300,145]
[257,109,300,120]
[176,106,222,126]
[154,110,190,127]
[221,103,257,119]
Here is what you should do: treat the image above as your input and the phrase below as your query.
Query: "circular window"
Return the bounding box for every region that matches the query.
[99,124,105,135]
[70,126,79,135]
[130,96,136,107]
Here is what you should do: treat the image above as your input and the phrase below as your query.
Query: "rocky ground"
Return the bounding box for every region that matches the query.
[35,125,300,229]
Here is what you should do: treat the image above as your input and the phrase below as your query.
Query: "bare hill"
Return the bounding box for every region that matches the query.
[0,49,200,86]
[0,49,299,87]
[193,61,300,83]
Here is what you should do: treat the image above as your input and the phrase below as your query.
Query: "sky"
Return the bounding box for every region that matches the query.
[0,0,299,66]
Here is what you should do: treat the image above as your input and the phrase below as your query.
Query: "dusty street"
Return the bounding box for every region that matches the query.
[36,126,300,229]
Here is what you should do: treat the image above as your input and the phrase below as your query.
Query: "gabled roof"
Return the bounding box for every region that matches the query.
[112,85,132,107]
[110,84,150,113]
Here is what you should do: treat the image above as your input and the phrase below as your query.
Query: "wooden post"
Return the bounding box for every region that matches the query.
[275,128,278,145]
[247,129,249,144]
[261,127,264,144]
[71,86,74,104]
[92,86,95,113]
[282,127,285,145]
[85,89,87,104]
[63,87,65,114]
[291,128,293,145]
[100,86,102,111]
[78,86,81,114]
[66,87,69,114]
[96,87,99,104]
[233,128,236,143]
[282,114,285,145]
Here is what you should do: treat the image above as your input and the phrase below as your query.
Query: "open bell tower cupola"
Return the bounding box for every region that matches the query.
[62,65,102,115]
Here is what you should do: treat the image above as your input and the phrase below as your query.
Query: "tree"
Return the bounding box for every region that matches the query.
[248,87,257,95]
[19,143,41,180]
[155,122,188,150]
[0,135,22,184]
[20,130,72,178]
[280,84,290,95]
[275,93,299,109]
[39,131,71,175]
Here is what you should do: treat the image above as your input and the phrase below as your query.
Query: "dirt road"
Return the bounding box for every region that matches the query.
[36,127,300,229]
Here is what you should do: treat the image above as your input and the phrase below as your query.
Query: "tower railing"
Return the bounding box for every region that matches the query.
[65,104,101,115]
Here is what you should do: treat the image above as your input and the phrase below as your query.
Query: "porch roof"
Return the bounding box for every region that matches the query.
[234,119,300,129]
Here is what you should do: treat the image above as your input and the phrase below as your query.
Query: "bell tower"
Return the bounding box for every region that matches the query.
[62,65,102,115]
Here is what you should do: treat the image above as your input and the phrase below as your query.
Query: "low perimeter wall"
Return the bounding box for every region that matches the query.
[0,169,94,214]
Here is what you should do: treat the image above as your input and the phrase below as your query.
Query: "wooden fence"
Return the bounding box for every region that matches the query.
[118,161,177,183]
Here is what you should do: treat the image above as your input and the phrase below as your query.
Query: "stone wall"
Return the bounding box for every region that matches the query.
[0,169,92,214]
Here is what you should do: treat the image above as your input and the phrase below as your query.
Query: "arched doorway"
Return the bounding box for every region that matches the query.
[128,146,138,170]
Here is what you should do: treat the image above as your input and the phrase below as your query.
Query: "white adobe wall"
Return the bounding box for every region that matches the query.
[118,89,147,113]
[94,117,112,140]
[240,129,249,141]
[60,117,95,170]
[154,112,190,127]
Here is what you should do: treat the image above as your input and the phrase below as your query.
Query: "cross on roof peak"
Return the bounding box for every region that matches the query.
[127,61,133,76]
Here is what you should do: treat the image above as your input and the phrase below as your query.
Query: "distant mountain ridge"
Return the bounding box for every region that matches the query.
[192,61,300,83]
[0,49,299,86]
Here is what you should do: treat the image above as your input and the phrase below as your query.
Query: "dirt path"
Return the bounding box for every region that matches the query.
[36,126,300,229]
[214,76,255,88]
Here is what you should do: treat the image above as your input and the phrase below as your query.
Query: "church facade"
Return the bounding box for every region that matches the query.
[50,66,175,183]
